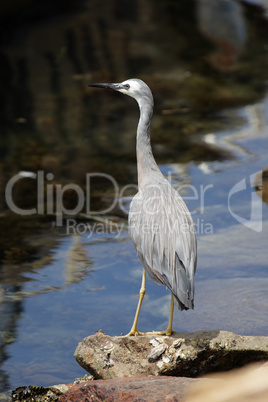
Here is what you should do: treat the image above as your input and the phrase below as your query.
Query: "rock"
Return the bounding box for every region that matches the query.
[74,330,268,379]
[58,375,199,402]
[10,375,94,402]
[10,363,268,401]
[186,362,268,402]
[11,385,64,401]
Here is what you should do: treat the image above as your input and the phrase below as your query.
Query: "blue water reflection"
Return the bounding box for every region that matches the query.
[2,100,268,390]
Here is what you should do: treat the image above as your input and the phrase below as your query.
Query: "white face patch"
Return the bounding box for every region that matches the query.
[118,79,144,98]
[115,78,153,106]
[122,79,142,92]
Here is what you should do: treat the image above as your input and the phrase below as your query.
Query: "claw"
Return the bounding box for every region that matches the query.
[125,328,173,337]
[124,329,145,337]
[143,329,174,336]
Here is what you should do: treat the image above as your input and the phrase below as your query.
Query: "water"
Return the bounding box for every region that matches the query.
[0,0,268,393]
[2,105,268,390]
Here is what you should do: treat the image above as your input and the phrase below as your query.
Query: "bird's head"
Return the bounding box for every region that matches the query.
[89,78,153,107]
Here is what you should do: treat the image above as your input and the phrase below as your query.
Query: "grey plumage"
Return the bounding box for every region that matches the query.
[129,181,196,310]
[89,78,197,335]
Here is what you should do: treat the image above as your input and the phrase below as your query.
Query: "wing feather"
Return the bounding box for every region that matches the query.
[129,180,197,310]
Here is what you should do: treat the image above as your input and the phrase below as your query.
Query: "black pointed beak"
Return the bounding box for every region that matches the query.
[88,83,123,90]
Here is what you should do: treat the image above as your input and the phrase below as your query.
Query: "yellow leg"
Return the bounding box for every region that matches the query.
[144,293,174,336]
[165,292,174,335]
[125,270,146,336]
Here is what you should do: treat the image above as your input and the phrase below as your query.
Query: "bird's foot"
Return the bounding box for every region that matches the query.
[124,326,145,336]
[143,329,174,336]
[124,328,173,336]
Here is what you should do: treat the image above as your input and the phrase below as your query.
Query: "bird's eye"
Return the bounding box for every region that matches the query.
[124,84,130,90]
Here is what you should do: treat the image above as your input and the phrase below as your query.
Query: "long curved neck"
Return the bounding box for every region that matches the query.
[136,98,160,187]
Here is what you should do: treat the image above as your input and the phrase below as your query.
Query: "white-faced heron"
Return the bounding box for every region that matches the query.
[89,79,197,336]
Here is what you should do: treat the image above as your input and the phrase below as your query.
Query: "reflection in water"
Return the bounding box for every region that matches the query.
[197,0,247,70]
[64,235,93,286]
[14,57,35,129]
[199,102,266,174]
[0,284,23,392]
[0,0,268,393]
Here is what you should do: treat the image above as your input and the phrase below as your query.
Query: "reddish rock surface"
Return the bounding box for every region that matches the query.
[59,362,268,402]
[59,375,198,402]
